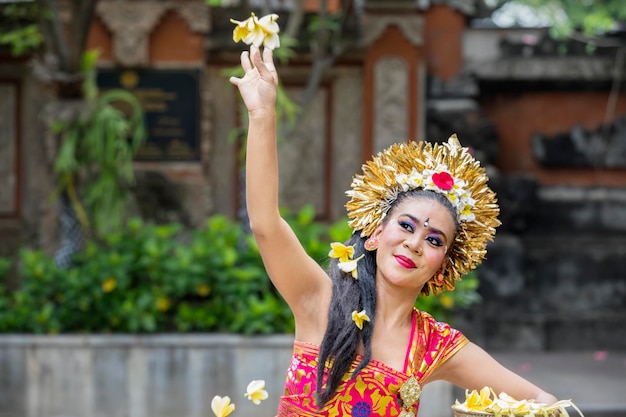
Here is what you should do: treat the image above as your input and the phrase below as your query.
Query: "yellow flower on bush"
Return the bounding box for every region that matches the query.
[102,277,117,293]
[211,395,235,417]
[156,296,170,312]
[34,266,44,278]
[439,294,454,309]
[230,12,280,50]
[244,379,269,405]
[197,283,210,297]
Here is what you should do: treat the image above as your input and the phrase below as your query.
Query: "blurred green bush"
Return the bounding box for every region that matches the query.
[0,206,480,334]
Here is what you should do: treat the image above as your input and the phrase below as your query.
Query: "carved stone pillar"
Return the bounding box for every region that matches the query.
[0,83,17,217]
[361,1,424,158]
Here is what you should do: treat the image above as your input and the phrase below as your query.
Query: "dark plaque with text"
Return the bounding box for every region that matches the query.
[97,68,201,161]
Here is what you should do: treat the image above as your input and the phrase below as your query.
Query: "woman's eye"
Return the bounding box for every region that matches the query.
[426,236,444,247]
[398,219,415,232]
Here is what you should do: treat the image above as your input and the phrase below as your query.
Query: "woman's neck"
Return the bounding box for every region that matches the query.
[374,290,415,330]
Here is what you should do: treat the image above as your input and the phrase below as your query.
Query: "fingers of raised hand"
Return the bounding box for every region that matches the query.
[262,47,278,82]
[252,47,277,84]
[230,46,277,87]
[240,50,253,73]
[229,51,251,86]
[228,75,238,86]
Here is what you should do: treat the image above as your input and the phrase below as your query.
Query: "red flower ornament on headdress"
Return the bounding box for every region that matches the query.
[431,171,454,190]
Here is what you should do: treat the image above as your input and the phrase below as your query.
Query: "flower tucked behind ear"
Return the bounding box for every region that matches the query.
[338,254,364,279]
[211,395,235,417]
[329,242,364,279]
[352,310,370,330]
[328,242,355,262]
[244,380,269,405]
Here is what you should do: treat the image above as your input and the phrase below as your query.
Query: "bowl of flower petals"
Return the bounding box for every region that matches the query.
[452,387,585,417]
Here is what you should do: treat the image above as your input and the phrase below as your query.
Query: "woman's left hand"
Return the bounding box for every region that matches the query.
[229,46,278,116]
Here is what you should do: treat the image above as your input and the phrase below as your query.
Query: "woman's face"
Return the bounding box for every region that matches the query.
[370,196,456,292]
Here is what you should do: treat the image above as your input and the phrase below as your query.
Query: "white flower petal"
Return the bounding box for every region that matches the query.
[258,14,280,33]
[263,34,280,50]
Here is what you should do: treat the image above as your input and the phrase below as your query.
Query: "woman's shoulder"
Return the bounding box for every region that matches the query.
[413,308,440,326]
[413,308,462,340]
[410,308,469,381]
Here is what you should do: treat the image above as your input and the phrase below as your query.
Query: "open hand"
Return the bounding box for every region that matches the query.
[229,46,278,115]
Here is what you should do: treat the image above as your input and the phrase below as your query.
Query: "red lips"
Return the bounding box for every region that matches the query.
[394,255,416,269]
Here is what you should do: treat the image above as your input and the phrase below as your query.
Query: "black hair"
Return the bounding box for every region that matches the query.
[315,189,458,408]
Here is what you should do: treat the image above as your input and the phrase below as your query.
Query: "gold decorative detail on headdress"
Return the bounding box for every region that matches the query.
[345,135,500,295]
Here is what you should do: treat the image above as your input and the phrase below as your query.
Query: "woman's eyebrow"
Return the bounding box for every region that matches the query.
[400,213,448,241]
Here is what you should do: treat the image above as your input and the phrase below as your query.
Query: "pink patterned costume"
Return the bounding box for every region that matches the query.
[277,309,468,417]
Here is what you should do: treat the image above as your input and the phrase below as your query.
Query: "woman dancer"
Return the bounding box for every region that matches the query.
[230,45,558,417]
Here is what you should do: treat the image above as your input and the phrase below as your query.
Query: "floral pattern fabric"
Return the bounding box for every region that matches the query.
[276,309,468,417]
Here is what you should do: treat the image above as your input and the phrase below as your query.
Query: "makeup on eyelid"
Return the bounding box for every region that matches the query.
[397,214,446,239]
[396,215,449,250]
[397,214,416,230]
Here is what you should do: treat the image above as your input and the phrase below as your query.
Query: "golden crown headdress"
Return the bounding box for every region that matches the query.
[345,135,500,295]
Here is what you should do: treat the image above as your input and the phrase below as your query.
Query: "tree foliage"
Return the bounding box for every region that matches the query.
[486,0,626,39]
[52,50,146,237]
[1,1,145,244]
[0,2,43,56]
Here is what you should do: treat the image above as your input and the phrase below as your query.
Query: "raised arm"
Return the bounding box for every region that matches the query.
[229,47,331,334]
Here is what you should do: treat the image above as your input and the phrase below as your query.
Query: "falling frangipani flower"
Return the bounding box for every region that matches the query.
[452,387,585,417]
[229,12,280,50]
[211,379,268,417]
[338,254,364,279]
[211,395,235,417]
[244,379,269,405]
[352,309,370,330]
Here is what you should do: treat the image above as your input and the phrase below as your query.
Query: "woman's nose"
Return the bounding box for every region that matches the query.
[403,236,422,255]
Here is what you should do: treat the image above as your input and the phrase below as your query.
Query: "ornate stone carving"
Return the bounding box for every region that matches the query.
[374,57,408,152]
[174,2,211,33]
[97,2,168,66]
[97,1,209,66]
[361,15,424,47]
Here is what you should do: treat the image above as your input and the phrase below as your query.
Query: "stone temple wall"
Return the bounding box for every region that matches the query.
[454,181,626,351]
[432,27,626,351]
